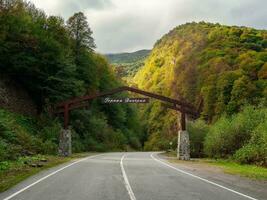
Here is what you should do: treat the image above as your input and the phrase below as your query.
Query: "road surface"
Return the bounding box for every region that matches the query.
[0,152,265,200]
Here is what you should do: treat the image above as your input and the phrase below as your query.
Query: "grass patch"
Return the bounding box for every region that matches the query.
[162,151,267,180]
[162,151,177,157]
[202,159,267,180]
[0,153,95,192]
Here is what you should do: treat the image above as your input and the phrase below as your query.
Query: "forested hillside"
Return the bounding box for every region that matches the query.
[0,0,144,163]
[134,22,267,165]
[106,50,151,79]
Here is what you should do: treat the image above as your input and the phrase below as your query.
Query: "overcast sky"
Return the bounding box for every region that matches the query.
[31,0,267,53]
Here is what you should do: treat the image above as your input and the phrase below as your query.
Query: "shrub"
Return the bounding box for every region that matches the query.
[41,140,57,155]
[188,120,209,158]
[107,129,127,150]
[204,106,266,158]
[234,120,267,166]
[0,140,8,162]
[144,132,169,151]
[128,136,142,150]
[204,116,233,158]
[0,161,10,171]
[0,109,59,160]
[204,106,267,161]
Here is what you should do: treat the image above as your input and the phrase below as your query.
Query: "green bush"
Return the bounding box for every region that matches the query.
[0,161,10,171]
[108,129,127,150]
[41,140,58,155]
[0,140,8,161]
[71,130,85,153]
[234,120,267,166]
[204,116,232,158]
[0,109,59,161]
[144,132,169,151]
[204,106,267,165]
[38,114,61,143]
[128,136,142,150]
[188,120,209,158]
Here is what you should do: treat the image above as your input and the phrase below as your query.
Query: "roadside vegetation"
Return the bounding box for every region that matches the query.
[0,107,96,191]
[204,159,267,180]
[204,106,267,166]
[165,154,267,180]
[166,106,267,167]
[181,106,267,167]
[0,109,60,161]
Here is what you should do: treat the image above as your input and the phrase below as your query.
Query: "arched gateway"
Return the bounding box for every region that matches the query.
[54,86,199,160]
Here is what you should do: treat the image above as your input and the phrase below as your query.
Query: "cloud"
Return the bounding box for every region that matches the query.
[30,0,267,53]
[31,0,113,18]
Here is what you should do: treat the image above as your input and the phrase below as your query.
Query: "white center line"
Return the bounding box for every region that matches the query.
[151,153,258,200]
[3,154,103,200]
[120,154,137,200]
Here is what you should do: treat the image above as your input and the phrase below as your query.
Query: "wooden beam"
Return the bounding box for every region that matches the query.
[55,86,199,130]
[161,103,198,117]
[54,102,89,114]
[57,87,125,107]
[123,86,195,110]
[197,97,204,114]
[56,86,196,112]
[180,111,186,131]
[63,103,69,129]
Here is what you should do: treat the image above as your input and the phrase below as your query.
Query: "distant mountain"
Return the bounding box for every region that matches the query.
[106,49,151,64]
[105,50,151,78]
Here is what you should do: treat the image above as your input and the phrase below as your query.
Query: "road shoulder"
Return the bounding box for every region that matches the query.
[159,153,267,200]
[0,153,98,197]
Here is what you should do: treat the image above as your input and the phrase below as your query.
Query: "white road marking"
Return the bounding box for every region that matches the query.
[3,154,103,200]
[151,153,258,200]
[96,157,151,161]
[120,154,137,200]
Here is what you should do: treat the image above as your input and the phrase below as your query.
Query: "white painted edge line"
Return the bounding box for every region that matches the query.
[3,154,103,200]
[151,153,258,200]
[120,154,137,200]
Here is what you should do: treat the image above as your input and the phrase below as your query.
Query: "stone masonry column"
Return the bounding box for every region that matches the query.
[177,130,190,160]
[59,128,72,156]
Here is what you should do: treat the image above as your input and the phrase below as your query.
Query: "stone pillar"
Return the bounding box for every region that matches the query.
[59,128,72,156]
[177,130,190,160]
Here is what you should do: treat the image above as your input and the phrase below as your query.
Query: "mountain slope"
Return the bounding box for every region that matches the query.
[134,22,267,150]
[135,22,267,119]
[106,50,151,78]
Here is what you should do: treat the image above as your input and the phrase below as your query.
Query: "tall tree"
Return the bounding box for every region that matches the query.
[67,12,96,55]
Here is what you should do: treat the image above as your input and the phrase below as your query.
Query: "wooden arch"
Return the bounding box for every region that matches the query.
[55,86,199,130]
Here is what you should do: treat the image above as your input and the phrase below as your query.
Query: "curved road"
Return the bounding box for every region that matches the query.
[0,152,264,200]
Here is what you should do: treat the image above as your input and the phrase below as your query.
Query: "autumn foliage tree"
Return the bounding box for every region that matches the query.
[134,22,267,152]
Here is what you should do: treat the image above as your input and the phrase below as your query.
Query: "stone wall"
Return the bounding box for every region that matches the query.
[0,75,37,116]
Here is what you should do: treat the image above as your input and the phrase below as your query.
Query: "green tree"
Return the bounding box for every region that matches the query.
[67,12,96,55]
[228,76,257,112]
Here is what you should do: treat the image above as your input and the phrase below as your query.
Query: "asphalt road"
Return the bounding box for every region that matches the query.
[0,152,264,200]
